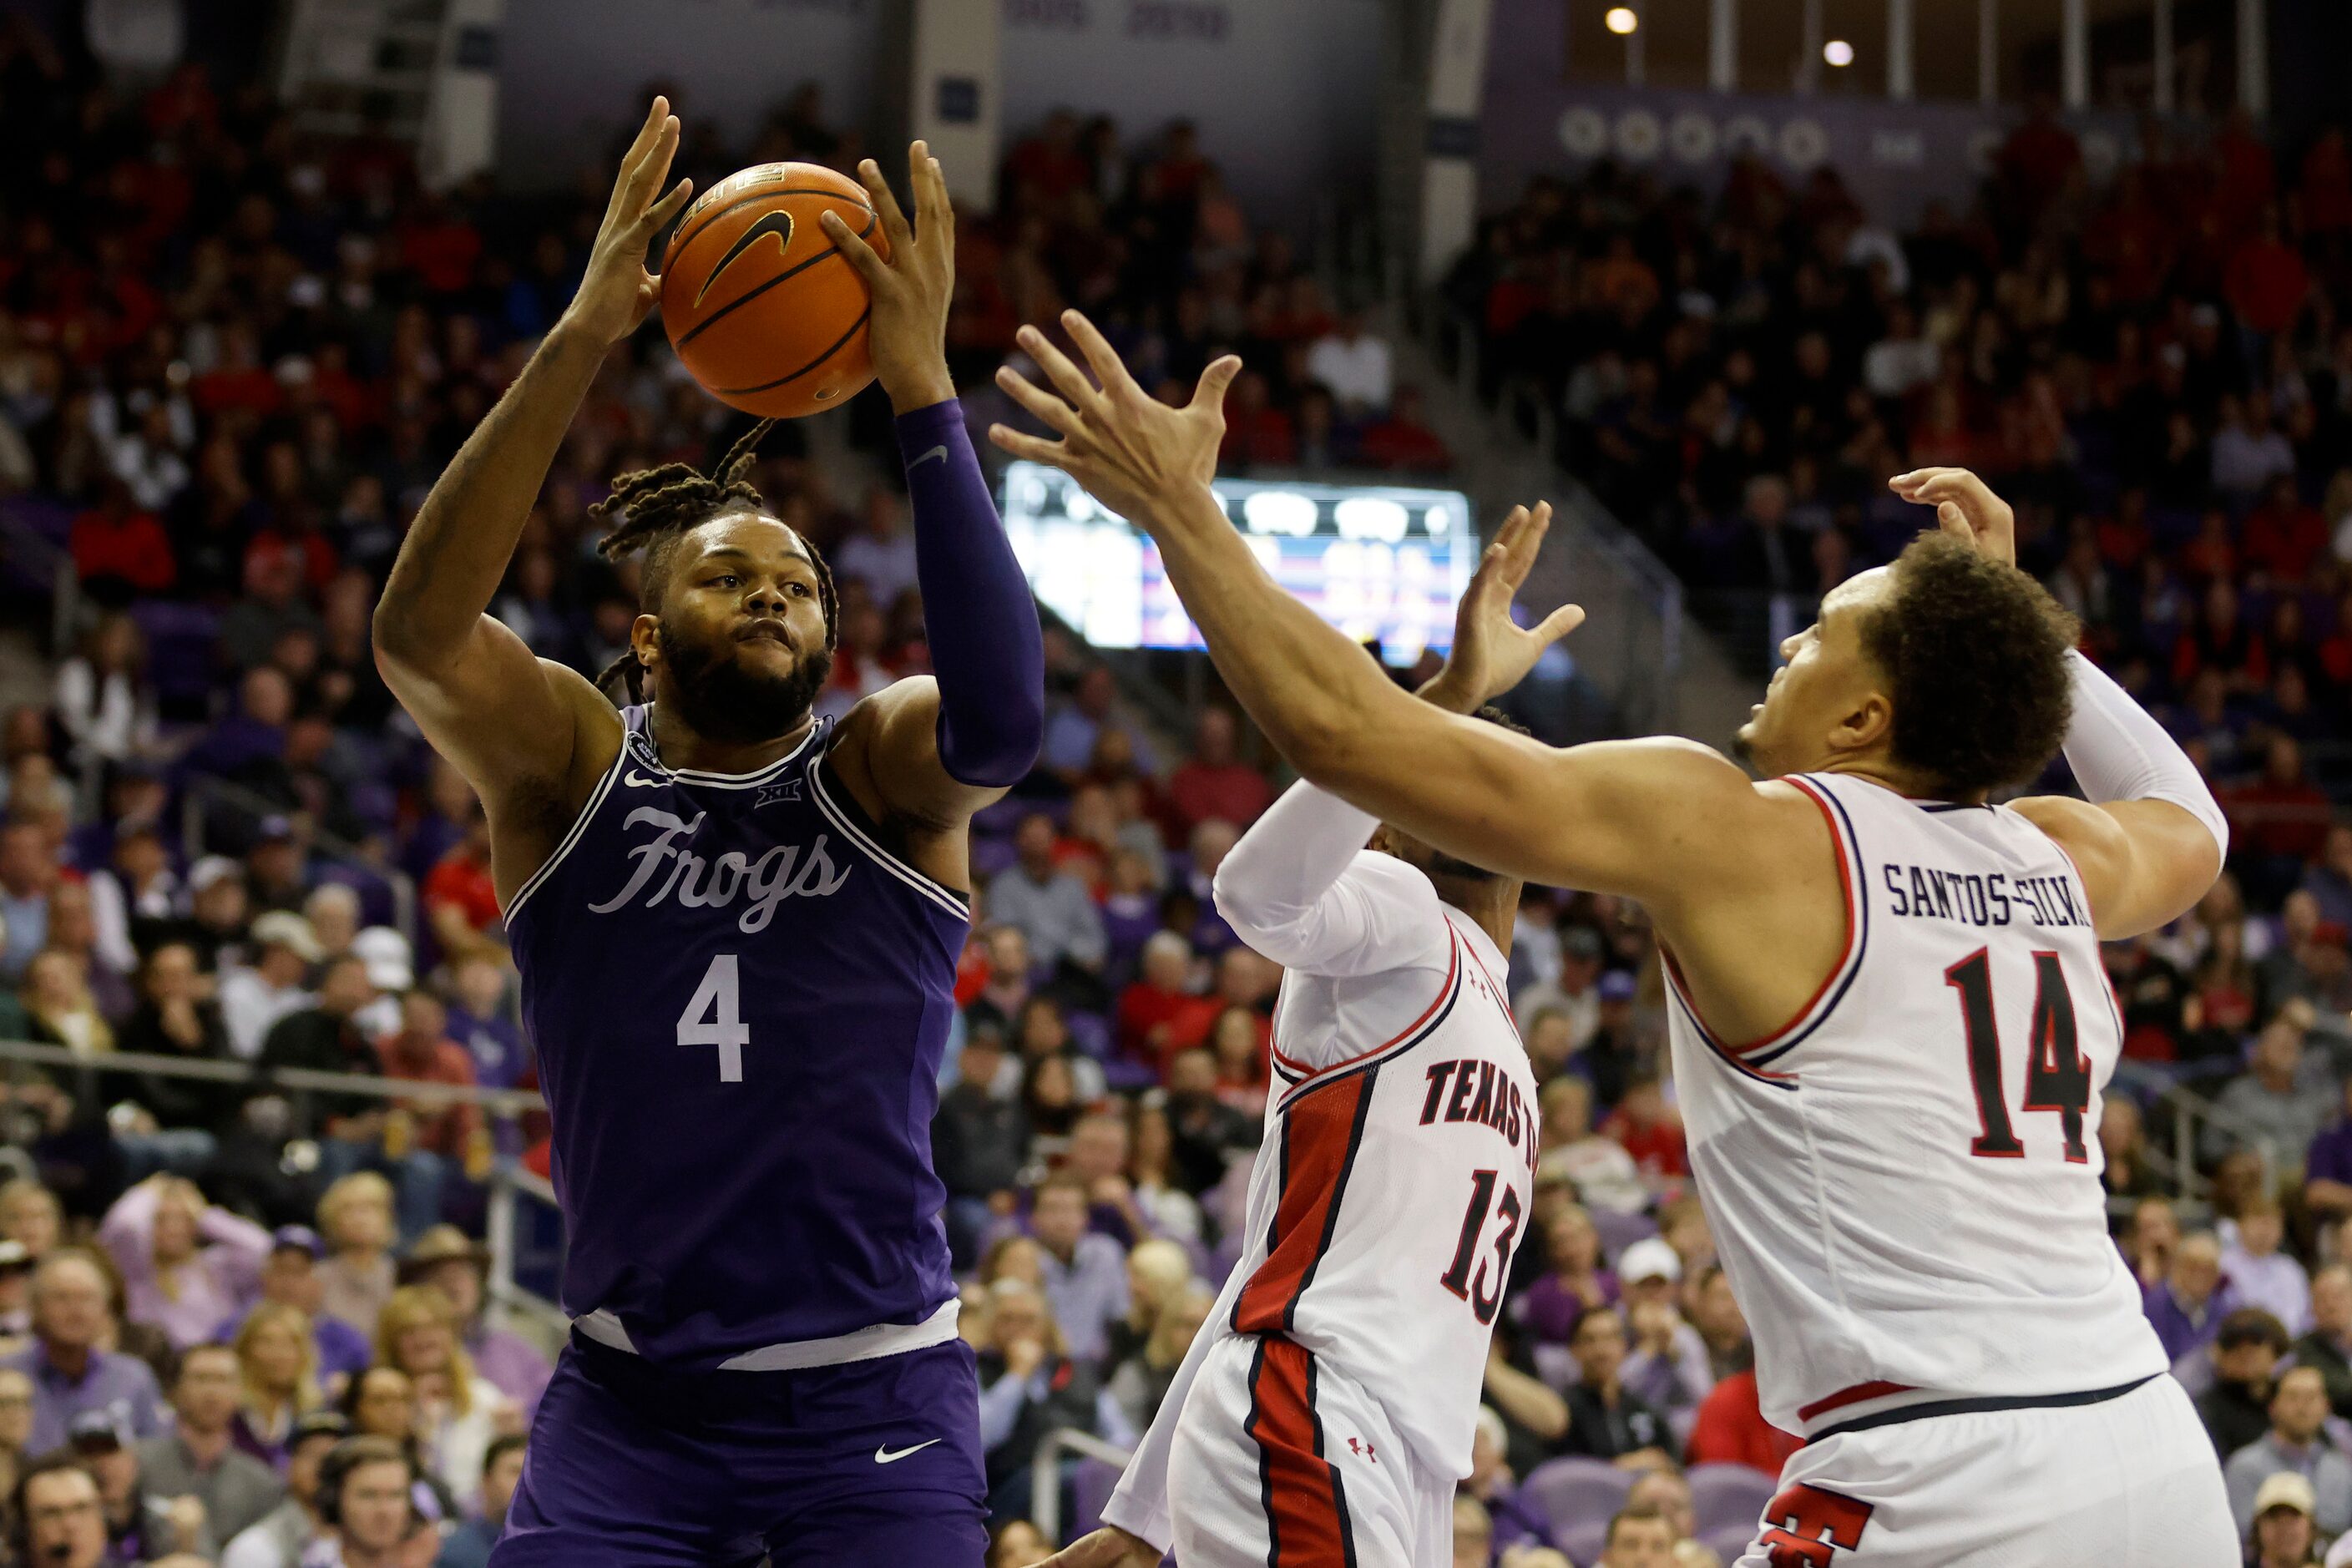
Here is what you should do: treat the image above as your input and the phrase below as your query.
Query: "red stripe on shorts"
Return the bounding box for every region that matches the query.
[1246,1337,1356,1568]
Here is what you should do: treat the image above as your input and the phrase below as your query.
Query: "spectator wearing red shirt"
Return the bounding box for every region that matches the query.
[70,481,175,595]
[2299,129,2352,236]
[1685,1368,1801,1475]
[1219,371,1297,468]
[2225,735,2337,867]
[192,321,283,419]
[422,811,503,965]
[2241,477,2332,584]
[376,989,483,1162]
[1600,1077,1689,1180]
[1114,932,1209,1072]
[1358,386,1454,473]
[1998,95,2082,223]
[1165,707,1273,839]
[1004,111,1090,205]
[2226,209,2312,340]
[397,196,483,295]
[2173,579,2271,693]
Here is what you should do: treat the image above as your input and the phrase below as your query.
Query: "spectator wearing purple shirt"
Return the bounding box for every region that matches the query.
[398,1227,551,1419]
[97,1176,270,1351]
[7,1250,164,1456]
[2147,1232,2242,1366]
[215,1229,372,1385]
[2301,1079,2352,1228]
[1029,1175,1130,1365]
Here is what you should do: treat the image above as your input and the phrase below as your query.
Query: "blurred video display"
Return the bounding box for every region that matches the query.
[998,463,1477,664]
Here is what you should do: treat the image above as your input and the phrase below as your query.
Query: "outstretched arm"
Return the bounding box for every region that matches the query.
[1889,468,2225,937]
[1215,505,1586,974]
[821,149,1044,827]
[373,99,694,809]
[986,311,1777,905]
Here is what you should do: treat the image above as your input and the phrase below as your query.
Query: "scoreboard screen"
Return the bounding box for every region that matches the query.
[997,463,1478,663]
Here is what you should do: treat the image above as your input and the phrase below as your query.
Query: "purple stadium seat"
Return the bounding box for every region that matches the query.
[1591,1206,1658,1261]
[971,797,1031,838]
[1688,1463,1777,1539]
[1705,1520,1760,1563]
[1555,1516,1610,1566]
[1069,1456,1123,1542]
[970,836,1019,880]
[1065,1010,1111,1060]
[130,601,221,703]
[1519,1455,1634,1540]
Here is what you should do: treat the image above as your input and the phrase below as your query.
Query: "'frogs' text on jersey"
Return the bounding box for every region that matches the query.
[1663,772,2166,1436]
[504,706,969,1368]
[1229,904,1536,1478]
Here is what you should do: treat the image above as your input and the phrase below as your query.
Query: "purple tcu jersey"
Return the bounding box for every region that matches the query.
[503,706,968,1368]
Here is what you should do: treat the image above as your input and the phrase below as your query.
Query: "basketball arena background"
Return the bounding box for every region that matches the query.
[0,0,2349,1562]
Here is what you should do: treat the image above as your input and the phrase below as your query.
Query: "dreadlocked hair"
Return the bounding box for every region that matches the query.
[587,418,840,705]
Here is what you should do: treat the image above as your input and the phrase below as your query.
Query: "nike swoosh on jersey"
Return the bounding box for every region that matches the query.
[695,211,795,308]
[622,771,665,788]
[873,1439,942,1464]
[911,444,949,468]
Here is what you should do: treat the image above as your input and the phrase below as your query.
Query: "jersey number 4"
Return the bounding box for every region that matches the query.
[1439,1170,1523,1325]
[1944,948,2091,1161]
[678,954,751,1082]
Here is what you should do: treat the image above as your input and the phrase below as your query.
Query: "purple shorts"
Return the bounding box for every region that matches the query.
[492,1332,988,1566]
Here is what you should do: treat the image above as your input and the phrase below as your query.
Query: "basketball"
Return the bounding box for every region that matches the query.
[659,161,888,419]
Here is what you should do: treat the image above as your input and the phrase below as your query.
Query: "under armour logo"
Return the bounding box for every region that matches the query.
[1345,1438,1376,1463]
[755,781,802,807]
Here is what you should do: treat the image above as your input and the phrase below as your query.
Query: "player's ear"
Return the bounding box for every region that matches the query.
[1833,689,1894,759]
[630,613,662,673]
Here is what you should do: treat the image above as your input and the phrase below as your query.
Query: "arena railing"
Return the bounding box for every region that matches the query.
[1031,1427,1136,1545]
[0,507,79,660]
[0,1034,566,1348]
[177,772,420,943]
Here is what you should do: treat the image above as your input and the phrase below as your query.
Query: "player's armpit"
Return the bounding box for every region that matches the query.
[832,675,1009,832]
[2009,794,2223,941]
[1305,721,1793,907]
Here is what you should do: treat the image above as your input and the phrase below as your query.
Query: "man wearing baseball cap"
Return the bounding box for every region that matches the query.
[221,1228,370,1384]
[219,912,321,1060]
[2253,1471,2321,1568]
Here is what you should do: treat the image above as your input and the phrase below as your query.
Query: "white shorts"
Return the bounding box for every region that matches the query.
[1730,1374,2235,1568]
[1166,1334,1452,1568]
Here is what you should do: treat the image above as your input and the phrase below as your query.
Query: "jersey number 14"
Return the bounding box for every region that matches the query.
[678,954,751,1082]
[1945,948,2092,1162]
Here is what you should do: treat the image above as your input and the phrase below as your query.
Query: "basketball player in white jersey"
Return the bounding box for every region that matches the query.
[993,312,2238,1566]
[1044,507,1576,1568]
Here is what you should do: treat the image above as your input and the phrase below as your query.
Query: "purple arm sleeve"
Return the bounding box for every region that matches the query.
[895,398,1045,787]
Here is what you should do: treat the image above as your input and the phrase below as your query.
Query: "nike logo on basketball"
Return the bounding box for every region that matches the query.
[874,1439,940,1464]
[623,771,665,788]
[912,445,948,468]
[695,211,795,307]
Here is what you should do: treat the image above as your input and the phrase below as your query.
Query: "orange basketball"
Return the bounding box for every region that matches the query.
[659,162,888,419]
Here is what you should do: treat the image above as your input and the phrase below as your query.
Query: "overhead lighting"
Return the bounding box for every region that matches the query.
[1823,38,1854,67]
[1605,7,1638,35]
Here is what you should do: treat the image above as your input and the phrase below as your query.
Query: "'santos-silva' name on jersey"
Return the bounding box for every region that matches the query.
[587,805,853,930]
[1881,862,2092,930]
[1418,1057,1540,1168]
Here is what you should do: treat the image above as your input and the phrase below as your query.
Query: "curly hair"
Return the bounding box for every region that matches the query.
[1859,531,2081,797]
[587,419,839,705]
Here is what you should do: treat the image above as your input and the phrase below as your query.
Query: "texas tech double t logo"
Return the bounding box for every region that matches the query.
[1761,1484,1874,1566]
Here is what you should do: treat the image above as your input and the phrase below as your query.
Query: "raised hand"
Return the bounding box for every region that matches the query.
[819,143,956,412]
[989,308,1242,524]
[1421,503,1586,714]
[1888,467,2017,566]
[1035,1525,1164,1568]
[563,97,695,349]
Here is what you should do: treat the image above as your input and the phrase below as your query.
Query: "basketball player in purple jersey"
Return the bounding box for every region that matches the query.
[371,100,1041,1565]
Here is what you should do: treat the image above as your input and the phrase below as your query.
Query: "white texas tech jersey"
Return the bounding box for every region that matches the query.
[1664,772,2167,1436]
[1234,888,1538,1479]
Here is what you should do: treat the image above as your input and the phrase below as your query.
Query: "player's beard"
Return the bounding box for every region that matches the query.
[657,621,833,745]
